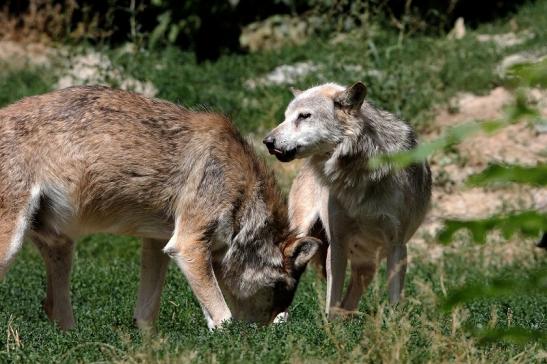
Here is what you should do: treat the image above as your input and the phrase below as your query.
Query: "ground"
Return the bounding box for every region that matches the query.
[0,1,546,363]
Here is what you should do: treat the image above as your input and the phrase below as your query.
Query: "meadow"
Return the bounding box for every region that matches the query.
[0,1,546,362]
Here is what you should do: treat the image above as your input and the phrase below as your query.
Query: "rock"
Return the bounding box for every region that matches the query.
[476,30,534,48]
[496,52,547,78]
[535,122,547,134]
[240,15,309,52]
[448,17,466,40]
[245,61,320,88]
[0,40,58,69]
[55,51,157,97]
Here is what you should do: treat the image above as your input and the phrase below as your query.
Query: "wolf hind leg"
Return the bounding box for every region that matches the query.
[0,213,21,280]
[387,244,407,305]
[33,234,76,330]
[341,262,377,311]
[0,186,41,280]
[134,238,170,331]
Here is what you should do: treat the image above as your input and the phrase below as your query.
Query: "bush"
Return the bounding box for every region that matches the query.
[0,0,530,60]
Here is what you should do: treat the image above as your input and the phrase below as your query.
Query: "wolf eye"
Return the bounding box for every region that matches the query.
[298,113,311,120]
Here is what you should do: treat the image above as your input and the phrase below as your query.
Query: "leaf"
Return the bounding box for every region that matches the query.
[148,11,172,49]
[508,58,547,88]
[441,268,547,311]
[438,211,547,245]
[474,327,547,345]
[467,164,547,187]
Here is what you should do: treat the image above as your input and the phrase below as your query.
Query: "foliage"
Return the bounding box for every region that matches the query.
[0,0,531,60]
[466,164,547,187]
[0,238,545,362]
[439,211,546,245]
[0,0,546,361]
[0,66,54,107]
[370,57,547,345]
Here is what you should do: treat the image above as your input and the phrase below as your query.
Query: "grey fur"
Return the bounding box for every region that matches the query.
[264,82,432,315]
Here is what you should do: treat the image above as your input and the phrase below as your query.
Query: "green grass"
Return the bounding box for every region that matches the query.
[2,1,546,135]
[0,237,545,363]
[1,0,547,362]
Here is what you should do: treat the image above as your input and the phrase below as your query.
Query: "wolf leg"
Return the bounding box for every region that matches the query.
[323,194,350,318]
[341,262,376,311]
[326,242,347,318]
[33,234,75,330]
[0,186,41,280]
[134,238,170,331]
[163,223,231,330]
[387,244,407,305]
[0,210,20,280]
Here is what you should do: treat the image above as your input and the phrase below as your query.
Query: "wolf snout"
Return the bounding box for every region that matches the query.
[263,134,297,162]
[262,135,276,152]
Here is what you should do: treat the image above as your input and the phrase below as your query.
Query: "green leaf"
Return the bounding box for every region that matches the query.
[474,327,547,345]
[438,211,547,245]
[508,58,547,88]
[467,164,547,187]
[148,11,172,49]
[441,268,547,311]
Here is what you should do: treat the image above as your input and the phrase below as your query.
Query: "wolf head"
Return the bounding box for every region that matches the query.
[218,235,320,324]
[263,82,367,162]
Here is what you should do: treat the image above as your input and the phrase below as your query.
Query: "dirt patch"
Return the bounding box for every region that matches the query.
[431,87,512,132]
[411,86,546,262]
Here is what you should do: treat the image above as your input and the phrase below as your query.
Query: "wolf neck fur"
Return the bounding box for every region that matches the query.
[216,153,290,298]
[310,100,415,194]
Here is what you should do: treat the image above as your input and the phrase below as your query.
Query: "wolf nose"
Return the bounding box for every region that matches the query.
[263,135,275,150]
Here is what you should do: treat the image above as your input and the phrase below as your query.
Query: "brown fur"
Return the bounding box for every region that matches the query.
[0,86,319,329]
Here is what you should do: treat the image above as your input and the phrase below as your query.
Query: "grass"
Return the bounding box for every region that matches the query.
[0,236,545,363]
[1,0,547,362]
[3,1,547,136]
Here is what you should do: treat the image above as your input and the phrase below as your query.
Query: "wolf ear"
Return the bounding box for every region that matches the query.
[289,87,302,97]
[284,237,321,272]
[334,82,367,110]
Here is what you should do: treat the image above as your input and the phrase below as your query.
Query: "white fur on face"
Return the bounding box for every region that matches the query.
[269,84,346,158]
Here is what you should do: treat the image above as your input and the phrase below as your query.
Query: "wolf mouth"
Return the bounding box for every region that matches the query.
[269,147,297,162]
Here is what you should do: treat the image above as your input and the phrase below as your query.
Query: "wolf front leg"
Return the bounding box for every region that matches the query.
[387,244,407,305]
[134,239,170,331]
[163,227,231,330]
[326,242,348,318]
[323,194,349,319]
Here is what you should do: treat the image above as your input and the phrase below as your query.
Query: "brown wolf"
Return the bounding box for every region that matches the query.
[0,86,319,330]
[263,82,431,316]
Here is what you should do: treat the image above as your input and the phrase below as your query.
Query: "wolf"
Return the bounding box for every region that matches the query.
[0,85,320,330]
[263,82,431,316]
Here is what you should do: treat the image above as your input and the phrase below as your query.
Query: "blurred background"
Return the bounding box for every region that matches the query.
[0,1,545,363]
[0,0,530,61]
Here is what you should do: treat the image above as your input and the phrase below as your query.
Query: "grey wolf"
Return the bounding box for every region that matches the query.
[0,86,320,330]
[263,82,431,316]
